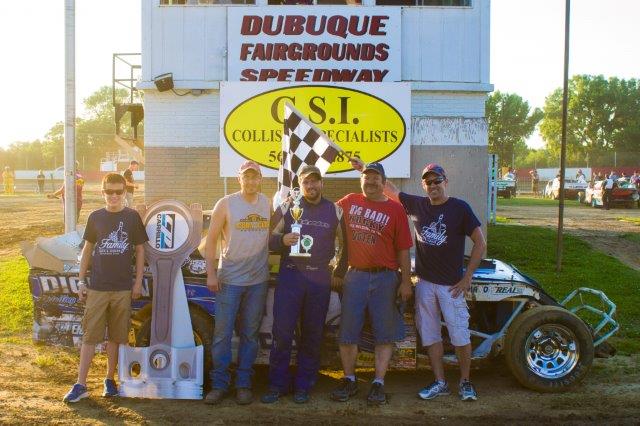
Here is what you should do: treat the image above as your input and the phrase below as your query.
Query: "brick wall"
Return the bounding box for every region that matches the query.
[146,146,367,208]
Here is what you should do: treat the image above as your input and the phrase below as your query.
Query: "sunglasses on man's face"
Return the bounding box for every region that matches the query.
[424,177,445,186]
[103,189,124,195]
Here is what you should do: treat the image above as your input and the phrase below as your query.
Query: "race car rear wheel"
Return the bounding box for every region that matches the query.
[504,306,593,393]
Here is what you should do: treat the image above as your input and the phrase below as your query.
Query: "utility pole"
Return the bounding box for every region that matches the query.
[64,0,77,232]
[556,0,570,273]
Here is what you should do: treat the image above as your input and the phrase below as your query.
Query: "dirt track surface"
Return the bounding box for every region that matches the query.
[1,338,639,425]
[498,201,640,270]
[2,191,640,424]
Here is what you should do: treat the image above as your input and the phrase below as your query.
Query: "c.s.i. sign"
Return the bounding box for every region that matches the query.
[220,82,410,178]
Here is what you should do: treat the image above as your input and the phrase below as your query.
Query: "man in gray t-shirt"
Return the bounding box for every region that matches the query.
[204,160,271,406]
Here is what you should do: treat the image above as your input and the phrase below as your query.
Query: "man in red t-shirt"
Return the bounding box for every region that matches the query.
[330,162,413,406]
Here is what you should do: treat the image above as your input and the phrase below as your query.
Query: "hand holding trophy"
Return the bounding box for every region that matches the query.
[289,188,312,257]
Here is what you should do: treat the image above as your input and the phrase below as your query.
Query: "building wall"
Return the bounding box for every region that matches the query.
[141,0,490,87]
[144,90,488,233]
[141,0,490,249]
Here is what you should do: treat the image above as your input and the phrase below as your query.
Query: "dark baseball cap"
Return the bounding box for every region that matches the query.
[362,162,386,179]
[421,163,446,179]
[298,164,322,180]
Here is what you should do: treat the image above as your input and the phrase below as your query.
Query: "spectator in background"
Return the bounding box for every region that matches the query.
[630,171,639,188]
[504,168,515,180]
[48,170,85,220]
[123,160,139,207]
[609,170,618,181]
[529,169,540,197]
[2,166,15,195]
[37,170,46,194]
[602,174,615,210]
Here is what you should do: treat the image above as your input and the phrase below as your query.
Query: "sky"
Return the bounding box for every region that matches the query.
[0,0,638,150]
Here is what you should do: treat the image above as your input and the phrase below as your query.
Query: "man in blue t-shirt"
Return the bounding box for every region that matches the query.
[351,159,486,402]
[63,172,148,403]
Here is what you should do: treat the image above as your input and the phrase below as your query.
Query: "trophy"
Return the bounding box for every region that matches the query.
[289,188,312,257]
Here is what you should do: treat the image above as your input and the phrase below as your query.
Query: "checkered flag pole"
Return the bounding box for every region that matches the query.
[276,102,342,204]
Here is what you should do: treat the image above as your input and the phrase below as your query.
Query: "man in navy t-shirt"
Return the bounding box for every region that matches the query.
[351,159,486,402]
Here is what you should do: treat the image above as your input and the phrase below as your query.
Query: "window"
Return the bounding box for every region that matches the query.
[376,0,470,5]
[267,1,361,4]
[160,0,256,5]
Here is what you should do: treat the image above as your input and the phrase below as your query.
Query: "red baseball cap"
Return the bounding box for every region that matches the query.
[238,160,261,175]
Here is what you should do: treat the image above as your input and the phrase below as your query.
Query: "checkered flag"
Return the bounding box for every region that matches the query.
[276,103,342,204]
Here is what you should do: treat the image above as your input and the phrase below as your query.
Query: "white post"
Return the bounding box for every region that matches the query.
[64,0,77,232]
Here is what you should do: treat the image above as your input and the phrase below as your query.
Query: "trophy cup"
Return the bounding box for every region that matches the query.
[289,188,312,257]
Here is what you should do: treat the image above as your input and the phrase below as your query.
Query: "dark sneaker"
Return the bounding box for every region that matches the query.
[260,388,284,404]
[236,388,253,405]
[293,389,310,404]
[330,378,358,402]
[63,384,88,403]
[366,382,387,406]
[418,380,450,400]
[103,378,119,397]
[204,388,227,405]
[459,380,478,401]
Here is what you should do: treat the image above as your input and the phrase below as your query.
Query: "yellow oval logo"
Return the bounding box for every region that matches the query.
[224,85,406,173]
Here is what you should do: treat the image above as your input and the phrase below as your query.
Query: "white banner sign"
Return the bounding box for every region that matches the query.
[219,82,411,178]
[227,6,401,83]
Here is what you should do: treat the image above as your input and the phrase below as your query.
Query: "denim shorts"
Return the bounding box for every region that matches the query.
[338,269,404,345]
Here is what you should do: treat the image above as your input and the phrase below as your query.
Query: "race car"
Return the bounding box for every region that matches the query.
[28,253,618,394]
[583,180,639,208]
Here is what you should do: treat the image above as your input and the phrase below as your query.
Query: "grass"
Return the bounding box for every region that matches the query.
[620,233,640,244]
[0,257,32,335]
[488,224,640,354]
[498,196,582,208]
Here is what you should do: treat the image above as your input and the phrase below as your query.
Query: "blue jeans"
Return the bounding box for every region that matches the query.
[268,265,331,393]
[211,281,268,390]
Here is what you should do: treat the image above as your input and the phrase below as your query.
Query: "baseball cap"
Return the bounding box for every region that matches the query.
[362,162,386,179]
[298,164,322,180]
[238,160,261,175]
[421,163,446,179]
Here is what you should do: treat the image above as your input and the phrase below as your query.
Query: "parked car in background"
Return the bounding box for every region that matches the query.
[583,180,639,208]
[496,178,517,198]
[544,179,589,201]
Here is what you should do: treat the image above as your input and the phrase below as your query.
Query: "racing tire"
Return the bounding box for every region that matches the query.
[505,191,511,199]
[130,306,214,381]
[504,306,594,393]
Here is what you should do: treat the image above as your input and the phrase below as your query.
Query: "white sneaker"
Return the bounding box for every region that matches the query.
[418,380,450,400]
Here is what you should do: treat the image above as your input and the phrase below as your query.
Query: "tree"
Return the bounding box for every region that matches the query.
[0,86,135,171]
[539,75,640,166]
[486,91,543,167]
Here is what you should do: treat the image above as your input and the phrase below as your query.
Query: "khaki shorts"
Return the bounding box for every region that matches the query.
[81,289,132,344]
[415,279,471,347]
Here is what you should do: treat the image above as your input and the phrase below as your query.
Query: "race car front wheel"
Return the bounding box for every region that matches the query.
[504,306,594,393]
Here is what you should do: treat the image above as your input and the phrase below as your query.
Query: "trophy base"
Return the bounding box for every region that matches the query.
[289,253,311,257]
